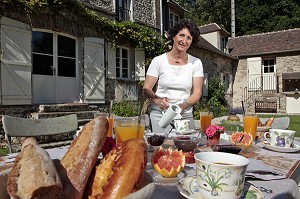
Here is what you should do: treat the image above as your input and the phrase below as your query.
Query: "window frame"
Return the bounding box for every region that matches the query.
[263,58,275,74]
[116,46,130,80]
[169,12,181,28]
[32,30,77,78]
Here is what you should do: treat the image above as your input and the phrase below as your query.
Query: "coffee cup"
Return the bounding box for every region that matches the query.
[264,129,295,148]
[194,152,249,199]
[174,119,190,131]
[158,104,181,128]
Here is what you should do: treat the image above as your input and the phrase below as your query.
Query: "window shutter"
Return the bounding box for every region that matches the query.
[1,17,32,105]
[107,43,116,79]
[203,73,208,97]
[134,48,145,81]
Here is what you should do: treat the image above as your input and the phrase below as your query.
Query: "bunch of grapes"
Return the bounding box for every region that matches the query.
[276,136,286,147]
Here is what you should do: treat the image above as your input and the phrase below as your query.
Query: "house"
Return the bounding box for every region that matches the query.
[227,28,300,114]
[0,0,238,114]
[199,23,229,53]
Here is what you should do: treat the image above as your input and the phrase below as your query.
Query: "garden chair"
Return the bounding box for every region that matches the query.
[259,117,290,130]
[2,114,78,153]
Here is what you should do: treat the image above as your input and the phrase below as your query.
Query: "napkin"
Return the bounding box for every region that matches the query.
[246,159,285,180]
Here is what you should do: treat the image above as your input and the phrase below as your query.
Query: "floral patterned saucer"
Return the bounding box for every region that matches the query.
[177,176,264,199]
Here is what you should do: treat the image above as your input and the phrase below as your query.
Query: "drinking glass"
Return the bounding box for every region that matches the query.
[96,113,114,137]
[200,112,212,133]
[243,114,258,140]
[114,117,145,144]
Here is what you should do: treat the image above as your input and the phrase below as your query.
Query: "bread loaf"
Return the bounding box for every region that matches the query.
[84,139,147,199]
[7,137,63,199]
[58,116,109,199]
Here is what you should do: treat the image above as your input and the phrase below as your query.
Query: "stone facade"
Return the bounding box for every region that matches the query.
[232,53,300,113]
[133,0,157,28]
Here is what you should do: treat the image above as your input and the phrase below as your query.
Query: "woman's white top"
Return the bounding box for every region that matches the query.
[146,53,204,113]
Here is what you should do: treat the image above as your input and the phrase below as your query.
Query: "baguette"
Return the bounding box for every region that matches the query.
[58,116,109,199]
[7,137,63,199]
[265,117,274,127]
[83,139,147,199]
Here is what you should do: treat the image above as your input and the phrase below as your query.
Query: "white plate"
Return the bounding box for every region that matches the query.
[262,142,300,153]
[220,120,242,126]
[257,126,271,131]
[177,176,264,199]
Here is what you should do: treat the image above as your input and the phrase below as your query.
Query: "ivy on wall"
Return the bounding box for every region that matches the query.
[1,0,166,59]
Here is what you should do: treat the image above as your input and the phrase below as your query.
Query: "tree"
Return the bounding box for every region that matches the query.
[175,0,300,36]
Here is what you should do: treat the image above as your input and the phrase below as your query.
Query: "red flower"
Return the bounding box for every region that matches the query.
[205,125,225,138]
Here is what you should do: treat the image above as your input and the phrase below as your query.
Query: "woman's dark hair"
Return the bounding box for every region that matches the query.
[167,19,200,47]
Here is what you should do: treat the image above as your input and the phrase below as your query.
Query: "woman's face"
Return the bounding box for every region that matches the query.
[173,28,193,52]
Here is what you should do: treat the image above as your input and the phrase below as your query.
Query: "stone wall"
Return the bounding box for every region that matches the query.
[133,0,157,28]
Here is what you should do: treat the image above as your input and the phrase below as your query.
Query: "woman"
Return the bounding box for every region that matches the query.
[143,19,204,133]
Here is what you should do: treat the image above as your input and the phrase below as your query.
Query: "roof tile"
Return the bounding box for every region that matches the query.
[227,28,300,57]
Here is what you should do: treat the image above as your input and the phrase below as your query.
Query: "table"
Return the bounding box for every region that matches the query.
[146,138,300,199]
[1,139,300,199]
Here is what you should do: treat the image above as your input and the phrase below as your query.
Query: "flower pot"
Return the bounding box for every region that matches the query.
[207,132,221,145]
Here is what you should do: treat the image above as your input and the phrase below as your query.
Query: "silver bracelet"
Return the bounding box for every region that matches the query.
[184,99,191,107]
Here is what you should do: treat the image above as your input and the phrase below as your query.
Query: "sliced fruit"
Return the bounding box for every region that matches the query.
[151,147,185,178]
[230,131,253,148]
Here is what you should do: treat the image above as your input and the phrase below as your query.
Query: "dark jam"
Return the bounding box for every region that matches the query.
[147,134,166,146]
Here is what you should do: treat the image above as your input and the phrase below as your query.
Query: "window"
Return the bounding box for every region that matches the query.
[170,12,180,28]
[263,59,275,73]
[32,31,76,77]
[221,37,227,53]
[116,47,129,79]
[116,0,131,21]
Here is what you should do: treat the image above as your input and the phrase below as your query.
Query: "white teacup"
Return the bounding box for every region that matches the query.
[195,152,249,199]
[264,129,295,148]
[174,119,190,131]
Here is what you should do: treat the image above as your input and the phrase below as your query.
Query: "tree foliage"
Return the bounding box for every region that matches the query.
[176,0,300,36]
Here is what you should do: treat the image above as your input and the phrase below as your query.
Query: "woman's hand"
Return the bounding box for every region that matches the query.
[155,97,170,110]
[178,102,189,114]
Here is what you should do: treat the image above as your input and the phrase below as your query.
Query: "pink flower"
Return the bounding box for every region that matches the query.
[205,125,225,138]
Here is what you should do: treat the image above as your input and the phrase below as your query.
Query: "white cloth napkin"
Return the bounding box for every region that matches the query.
[246,159,285,180]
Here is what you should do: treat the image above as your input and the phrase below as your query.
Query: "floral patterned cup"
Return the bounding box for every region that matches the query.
[195,152,249,199]
[264,129,295,148]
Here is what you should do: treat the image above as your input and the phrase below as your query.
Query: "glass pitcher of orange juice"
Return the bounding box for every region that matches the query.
[114,116,145,144]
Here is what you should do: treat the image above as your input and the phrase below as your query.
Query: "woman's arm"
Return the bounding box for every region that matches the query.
[143,75,170,109]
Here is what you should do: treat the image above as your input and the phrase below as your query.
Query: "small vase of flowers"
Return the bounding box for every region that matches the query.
[205,125,226,145]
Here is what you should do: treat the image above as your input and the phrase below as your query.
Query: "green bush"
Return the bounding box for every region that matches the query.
[193,76,229,119]
[112,100,140,117]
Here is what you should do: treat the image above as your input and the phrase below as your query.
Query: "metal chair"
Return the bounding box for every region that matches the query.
[2,114,78,153]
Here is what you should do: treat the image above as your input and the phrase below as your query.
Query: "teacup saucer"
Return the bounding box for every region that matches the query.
[173,129,198,135]
[177,176,264,199]
[262,142,300,153]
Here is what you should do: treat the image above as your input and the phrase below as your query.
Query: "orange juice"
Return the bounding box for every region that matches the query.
[114,125,145,144]
[200,113,212,133]
[107,117,114,137]
[243,115,258,140]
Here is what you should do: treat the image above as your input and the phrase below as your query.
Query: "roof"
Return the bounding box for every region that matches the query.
[227,28,300,57]
[195,36,237,60]
[199,23,229,36]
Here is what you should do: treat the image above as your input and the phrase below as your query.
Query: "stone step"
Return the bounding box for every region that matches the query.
[38,103,100,113]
